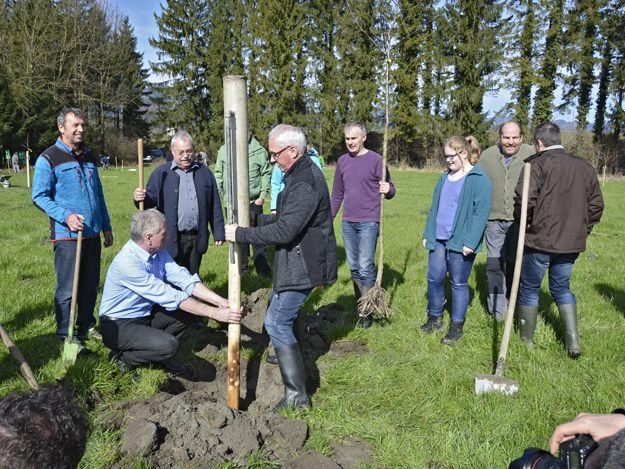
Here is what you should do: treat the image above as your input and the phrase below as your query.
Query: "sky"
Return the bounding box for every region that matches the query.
[110,1,573,121]
[110,0,161,73]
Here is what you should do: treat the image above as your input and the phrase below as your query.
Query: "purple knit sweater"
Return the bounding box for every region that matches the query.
[331,150,395,222]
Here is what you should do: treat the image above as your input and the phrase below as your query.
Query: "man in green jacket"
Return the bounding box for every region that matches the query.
[215,133,272,277]
[480,121,534,321]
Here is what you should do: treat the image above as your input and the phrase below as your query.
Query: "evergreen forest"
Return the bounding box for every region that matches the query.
[1,0,624,167]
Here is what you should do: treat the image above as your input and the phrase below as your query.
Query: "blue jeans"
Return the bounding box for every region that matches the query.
[53,238,101,338]
[427,240,476,324]
[264,289,312,348]
[342,221,379,287]
[518,247,579,307]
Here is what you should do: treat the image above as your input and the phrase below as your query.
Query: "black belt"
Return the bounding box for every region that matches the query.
[100,316,141,322]
[178,229,198,235]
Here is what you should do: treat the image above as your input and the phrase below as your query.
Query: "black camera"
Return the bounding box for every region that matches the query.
[509,434,598,469]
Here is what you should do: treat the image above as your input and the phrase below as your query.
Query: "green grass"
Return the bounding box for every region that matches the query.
[1,167,624,467]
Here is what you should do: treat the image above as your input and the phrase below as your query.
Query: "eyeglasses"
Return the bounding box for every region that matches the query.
[444,153,460,160]
[269,145,293,161]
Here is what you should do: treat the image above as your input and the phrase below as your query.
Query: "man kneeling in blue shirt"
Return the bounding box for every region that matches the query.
[99,209,242,374]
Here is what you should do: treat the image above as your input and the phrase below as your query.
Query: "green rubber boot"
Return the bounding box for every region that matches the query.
[516,305,538,345]
[558,304,581,359]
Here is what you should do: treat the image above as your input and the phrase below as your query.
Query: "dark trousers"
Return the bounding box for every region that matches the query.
[243,203,267,269]
[53,238,101,338]
[175,231,202,275]
[100,309,187,366]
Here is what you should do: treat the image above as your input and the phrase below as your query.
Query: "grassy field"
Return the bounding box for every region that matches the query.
[1,165,624,468]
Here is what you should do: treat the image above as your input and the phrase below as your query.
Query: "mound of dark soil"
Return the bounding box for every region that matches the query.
[101,290,374,468]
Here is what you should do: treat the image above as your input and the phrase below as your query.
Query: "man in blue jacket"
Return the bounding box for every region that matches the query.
[134,130,225,276]
[32,108,114,344]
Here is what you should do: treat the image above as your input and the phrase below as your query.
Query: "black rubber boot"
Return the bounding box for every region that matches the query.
[516,305,538,345]
[558,304,581,359]
[273,343,311,411]
[420,316,443,333]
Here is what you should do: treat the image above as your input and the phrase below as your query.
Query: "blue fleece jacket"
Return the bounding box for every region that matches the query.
[32,138,111,241]
[423,164,492,253]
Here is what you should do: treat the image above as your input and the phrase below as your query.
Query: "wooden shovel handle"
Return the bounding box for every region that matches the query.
[495,163,531,376]
[0,324,39,389]
[67,230,83,340]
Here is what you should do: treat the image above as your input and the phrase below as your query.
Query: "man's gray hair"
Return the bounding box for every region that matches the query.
[130,209,166,242]
[344,121,367,136]
[170,130,194,149]
[57,108,85,127]
[533,121,561,147]
[268,125,307,156]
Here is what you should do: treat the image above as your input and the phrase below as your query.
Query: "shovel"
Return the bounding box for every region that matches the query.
[0,324,39,389]
[475,162,531,396]
[62,229,83,366]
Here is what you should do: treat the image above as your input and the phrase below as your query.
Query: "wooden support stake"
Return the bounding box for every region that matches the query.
[26,151,31,189]
[138,139,144,210]
[224,76,250,410]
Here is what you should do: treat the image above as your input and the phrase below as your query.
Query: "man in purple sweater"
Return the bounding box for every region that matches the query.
[331,122,396,328]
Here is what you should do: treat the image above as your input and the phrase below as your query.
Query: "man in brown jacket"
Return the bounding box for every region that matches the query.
[514,121,604,358]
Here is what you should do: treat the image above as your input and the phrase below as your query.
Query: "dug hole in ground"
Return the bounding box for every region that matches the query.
[98,288,374,468]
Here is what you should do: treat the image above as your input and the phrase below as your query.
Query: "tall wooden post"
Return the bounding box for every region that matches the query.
[26,151,31,189]
[137,139,144,210]
[26,134,31,188]
[224,76,250,410]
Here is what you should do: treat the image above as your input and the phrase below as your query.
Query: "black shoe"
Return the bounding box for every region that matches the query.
[77,326,102,343]
[108,351,134,372]
[254,256,272,278]
[266,354,279,366]
[160,359,191,376]
[441,323,464,345]
[420,316,443,333]
[356,315,373,329]
[60,336,92,356]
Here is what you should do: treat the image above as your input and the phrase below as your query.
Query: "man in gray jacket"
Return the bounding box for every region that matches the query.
[225,124,337,411]
[480,121,534,320]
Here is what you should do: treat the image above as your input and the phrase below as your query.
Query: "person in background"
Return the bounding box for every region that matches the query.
[514,121,603,358]
[270,144,323,213]
[331,122,395,328]
[215,132,272,277]
[11,151,20,173]
[32,107,113,347]
[421,136,492,344]
[134,131,224,277]
[479,121,534,320]
[100,154,110,170]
